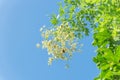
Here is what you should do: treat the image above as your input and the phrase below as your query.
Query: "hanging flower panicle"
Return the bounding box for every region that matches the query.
[40,22,82,65]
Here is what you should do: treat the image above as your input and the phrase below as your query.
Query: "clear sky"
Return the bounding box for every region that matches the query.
[0,0,99,80]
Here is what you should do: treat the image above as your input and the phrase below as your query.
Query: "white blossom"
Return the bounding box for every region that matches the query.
[40,27,43,32]
[57,14,60,19]
[43,25,46,28]
[36,43,40,48]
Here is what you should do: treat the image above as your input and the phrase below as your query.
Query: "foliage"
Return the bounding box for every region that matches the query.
[38,0,120,80]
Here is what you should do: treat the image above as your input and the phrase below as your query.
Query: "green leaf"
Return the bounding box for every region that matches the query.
[50,14,58,25]
[59,4,65,16]
[103,48,115,62]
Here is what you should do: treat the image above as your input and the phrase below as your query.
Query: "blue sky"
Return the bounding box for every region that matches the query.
[0,0,99,80]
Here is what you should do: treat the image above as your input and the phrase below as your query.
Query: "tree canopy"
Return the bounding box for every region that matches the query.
[39,0,120,80]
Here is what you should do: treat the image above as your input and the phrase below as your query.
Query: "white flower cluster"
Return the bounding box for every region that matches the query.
[40,23,81,65]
